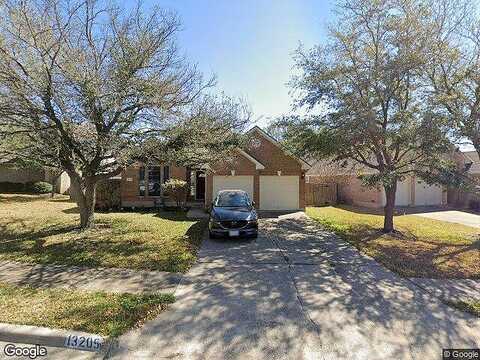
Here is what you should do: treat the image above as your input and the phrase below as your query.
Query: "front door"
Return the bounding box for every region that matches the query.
[195,171,205,200]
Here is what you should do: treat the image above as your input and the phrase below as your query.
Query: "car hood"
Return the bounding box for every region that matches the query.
[211,207,256,221]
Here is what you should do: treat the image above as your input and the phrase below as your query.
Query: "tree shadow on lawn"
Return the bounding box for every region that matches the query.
[0,194,50,203]
[0,222,77,242]
[0,234,157,270]
[314,217,480,279]
[355,233,480,279]
[0,215,207,272]
[333,204,452,216]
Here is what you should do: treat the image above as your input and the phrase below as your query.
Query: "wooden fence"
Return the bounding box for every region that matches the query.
[305,183,337,206]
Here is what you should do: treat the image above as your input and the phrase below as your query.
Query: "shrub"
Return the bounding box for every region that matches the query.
[26,181,53,194]
[95,179,121,210]
[162,179,189,209]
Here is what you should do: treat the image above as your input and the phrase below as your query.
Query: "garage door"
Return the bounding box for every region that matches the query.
[381,179,411,206]
[259,176,299,210]
[212,176,254,201]
[415,181,443,206]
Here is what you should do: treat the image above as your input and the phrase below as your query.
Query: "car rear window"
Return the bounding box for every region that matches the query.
[215,192,250,207]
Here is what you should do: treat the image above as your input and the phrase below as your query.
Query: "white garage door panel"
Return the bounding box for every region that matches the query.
[212,176,254,201]
[415,181,443,206]
[260,176,299,210]
[381,179,411,206]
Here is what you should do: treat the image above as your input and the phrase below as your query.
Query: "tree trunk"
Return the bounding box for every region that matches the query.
[383,180,397,233]
[50,177,57,198]
[69,176,97,230]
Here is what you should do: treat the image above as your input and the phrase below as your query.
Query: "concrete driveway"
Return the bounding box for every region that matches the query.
[415,210,480,228]
[109,213,480,360]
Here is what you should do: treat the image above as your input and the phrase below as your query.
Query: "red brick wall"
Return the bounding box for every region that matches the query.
[205,129,306,209]
[205,152,257,206]
[338,176,383,208]
[120,163,187,207]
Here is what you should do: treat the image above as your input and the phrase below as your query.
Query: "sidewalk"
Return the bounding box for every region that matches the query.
[0,260,182,294]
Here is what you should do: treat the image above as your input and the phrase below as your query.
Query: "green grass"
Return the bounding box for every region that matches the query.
[0,282,175,337]
[0,194,207,272]
[447,300,480,317]
[307,206,480,278]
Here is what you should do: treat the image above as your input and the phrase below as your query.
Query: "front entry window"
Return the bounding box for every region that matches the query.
[148,166,161,196]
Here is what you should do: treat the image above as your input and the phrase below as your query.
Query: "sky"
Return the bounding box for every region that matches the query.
[139,0,475,151]
[150,0,335,127]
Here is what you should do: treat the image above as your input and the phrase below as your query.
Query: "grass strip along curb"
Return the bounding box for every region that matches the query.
[0,282,175,350]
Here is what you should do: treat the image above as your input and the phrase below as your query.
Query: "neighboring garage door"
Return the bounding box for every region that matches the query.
[415,181,443,206]
[212,176,254,201]
[395,179,411,206]
[259,176,299,210]
[381,179,411,206]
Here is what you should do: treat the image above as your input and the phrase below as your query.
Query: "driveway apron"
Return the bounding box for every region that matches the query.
[110,213,480,360]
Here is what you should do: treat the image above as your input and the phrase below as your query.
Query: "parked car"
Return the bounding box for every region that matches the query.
[209,190,258,238]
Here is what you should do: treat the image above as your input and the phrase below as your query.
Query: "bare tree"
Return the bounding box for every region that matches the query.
[0,0,214,228]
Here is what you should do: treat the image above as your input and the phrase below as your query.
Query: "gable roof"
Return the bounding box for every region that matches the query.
[236,149,265,170]
[247,126,311,170]
[463,150,480,174]
[307,157,376,177]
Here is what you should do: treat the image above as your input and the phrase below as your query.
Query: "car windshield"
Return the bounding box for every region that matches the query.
[215,192,251,207]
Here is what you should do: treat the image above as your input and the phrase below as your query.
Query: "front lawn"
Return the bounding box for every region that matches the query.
[0,282,174,337]
[448,300,480,317]
[307,206,479,278]
[0,194,206,272]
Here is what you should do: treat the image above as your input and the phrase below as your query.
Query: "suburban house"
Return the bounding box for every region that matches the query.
[117,126,311,211]
[306,159,447,208]
[448,150,480,208]
[307,149,480,209]
[0,158,71,194]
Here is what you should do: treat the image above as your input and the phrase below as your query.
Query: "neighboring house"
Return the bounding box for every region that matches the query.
[448,150,480,208]
[461,150,480,176]
[307,159,446,209]
[0,163,45,184]
[117,126,311,211]
[49,170,71,194]
[0,158,70,194]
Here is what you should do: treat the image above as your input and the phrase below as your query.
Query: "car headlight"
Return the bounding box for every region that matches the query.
[209,217,222,228]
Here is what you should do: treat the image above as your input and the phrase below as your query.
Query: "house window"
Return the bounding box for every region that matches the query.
[148,166,161,196]
[139,167,145,196]
[163,165,170,184]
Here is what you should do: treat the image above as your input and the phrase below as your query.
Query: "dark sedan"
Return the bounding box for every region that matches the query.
[209,190,258,239]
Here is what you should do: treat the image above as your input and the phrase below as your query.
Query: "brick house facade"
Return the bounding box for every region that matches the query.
[116,126,311,210]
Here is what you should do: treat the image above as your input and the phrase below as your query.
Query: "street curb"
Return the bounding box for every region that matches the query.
[0,323,110,355]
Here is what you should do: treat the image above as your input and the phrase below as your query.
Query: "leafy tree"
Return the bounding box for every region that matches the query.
[0,0,247,229]
[274,0,453,232]
[426,0,480,159]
